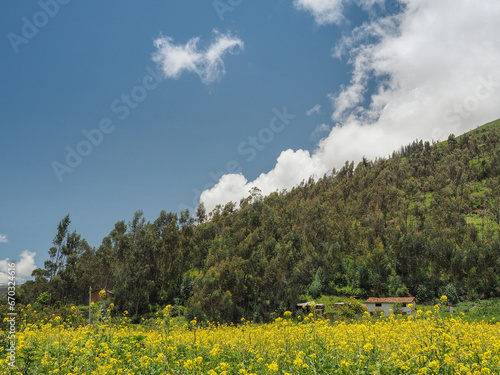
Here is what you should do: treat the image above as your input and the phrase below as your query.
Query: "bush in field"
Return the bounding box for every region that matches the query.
[442,283,460,304]
[338,297,366,319]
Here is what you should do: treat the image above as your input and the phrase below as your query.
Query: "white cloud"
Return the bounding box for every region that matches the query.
[329,0,500,141]
[201,149,327,211]
[201,0,500,213]
[0,250,37,285]
[152,30,244,85]
[310,123,331,141]
[294,0,345,25]
[294,0,385,25]
[306,104,321,116]
[0,234,7,243]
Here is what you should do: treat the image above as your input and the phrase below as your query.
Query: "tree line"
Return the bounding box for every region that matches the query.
[17,120,500,322]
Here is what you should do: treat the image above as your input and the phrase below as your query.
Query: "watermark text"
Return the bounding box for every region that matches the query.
[7,0,71,54]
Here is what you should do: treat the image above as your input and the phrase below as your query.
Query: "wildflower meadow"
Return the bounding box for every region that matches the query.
[1,299,499,374]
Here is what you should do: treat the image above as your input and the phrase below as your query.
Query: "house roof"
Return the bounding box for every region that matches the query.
[366,297,415,304]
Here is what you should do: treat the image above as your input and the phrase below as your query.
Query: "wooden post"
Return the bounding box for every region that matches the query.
[88,286,92,325]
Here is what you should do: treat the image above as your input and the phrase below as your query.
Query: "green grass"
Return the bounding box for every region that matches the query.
[417,299,500,323]
[436,117,500,148]
[458,118,500,141]
[453,299,500,322]
[465,118,500,135]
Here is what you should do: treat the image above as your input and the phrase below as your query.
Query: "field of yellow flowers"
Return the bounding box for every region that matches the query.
[1,303,499,374]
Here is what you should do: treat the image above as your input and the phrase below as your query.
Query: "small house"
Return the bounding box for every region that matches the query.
[297,301,325,315]
[365,297,415,315]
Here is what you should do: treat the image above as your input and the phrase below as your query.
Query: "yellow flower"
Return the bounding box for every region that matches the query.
[183,359,193,370]
[162,304,172,316]
[267,362,279,372]
[293,358,303,367]
[428,360,439,369]
[7,298,500,374]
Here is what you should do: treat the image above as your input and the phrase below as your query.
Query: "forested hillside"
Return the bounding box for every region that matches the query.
[18,119,500,322]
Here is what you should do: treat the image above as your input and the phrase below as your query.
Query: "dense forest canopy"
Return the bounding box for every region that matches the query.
[17,119,500,322]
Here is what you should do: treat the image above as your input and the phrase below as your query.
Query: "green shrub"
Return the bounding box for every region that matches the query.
[338,297,366,319]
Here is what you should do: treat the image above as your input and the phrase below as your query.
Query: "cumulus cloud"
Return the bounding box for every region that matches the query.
[200,0,500,213]
[200,149,327,210]
[0,250,37,285]
[329,0,500,141]
[0,234,7,243]
[152,30,244,85]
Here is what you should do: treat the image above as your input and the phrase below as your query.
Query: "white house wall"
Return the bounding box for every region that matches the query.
[366,302,412,315]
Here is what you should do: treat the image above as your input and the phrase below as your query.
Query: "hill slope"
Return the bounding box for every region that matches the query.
[18,119,500,322]
[186,118,500,320]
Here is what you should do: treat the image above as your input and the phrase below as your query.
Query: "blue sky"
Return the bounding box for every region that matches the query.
[1,0,500,283]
